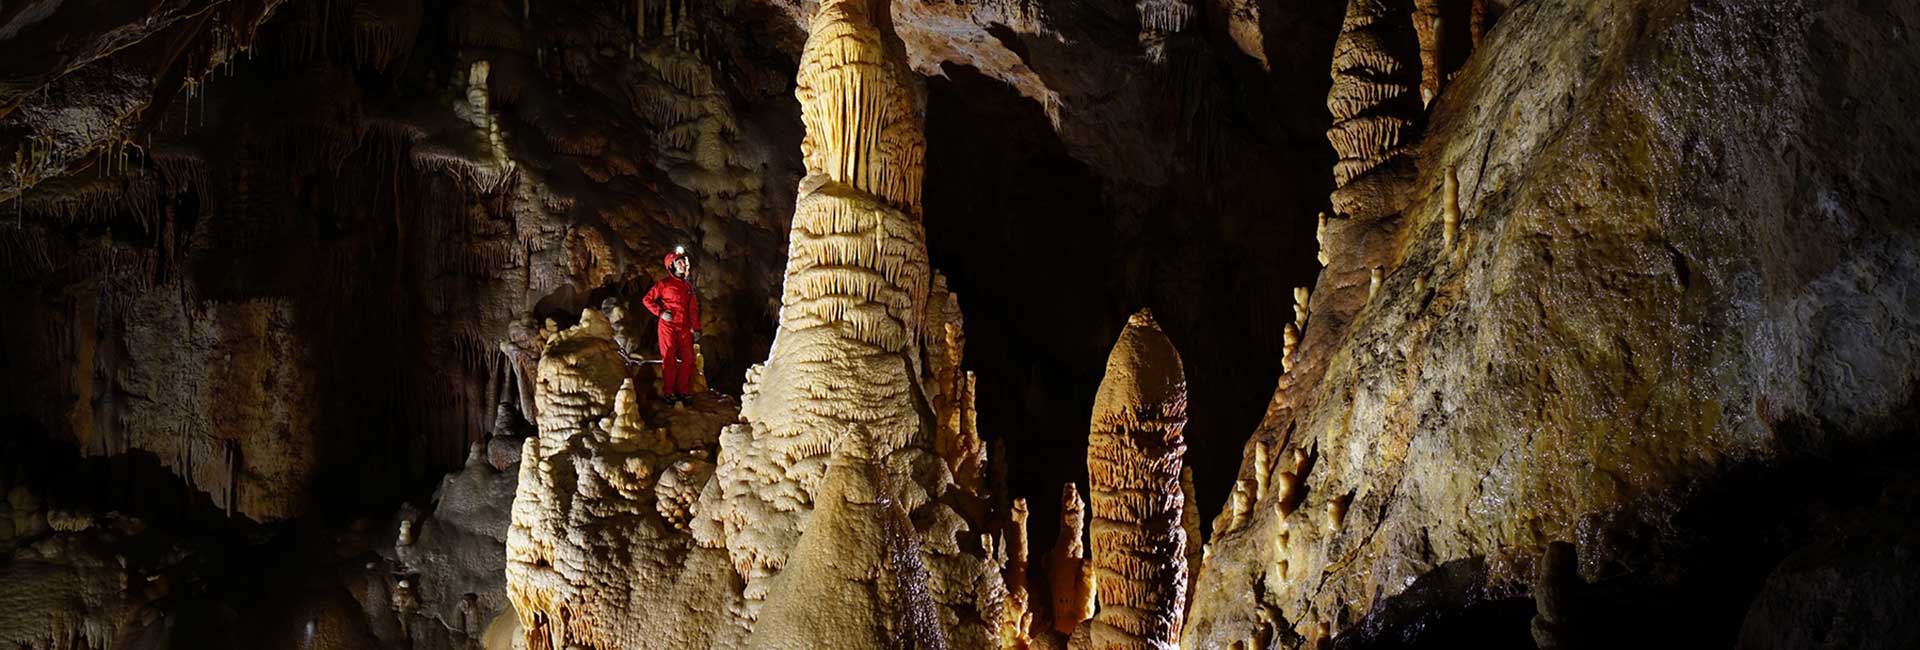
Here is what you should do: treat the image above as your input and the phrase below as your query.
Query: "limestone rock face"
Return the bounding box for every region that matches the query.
[1087,310,1190,650]
[0,528,147,649]
[1186,0,1920,646]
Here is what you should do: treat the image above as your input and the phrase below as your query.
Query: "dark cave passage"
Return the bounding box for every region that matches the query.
[922,58,1326,550]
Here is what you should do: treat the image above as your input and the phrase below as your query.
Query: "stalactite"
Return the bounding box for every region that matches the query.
[1087,310,1190,650]
[1293,287,1311,330]
[1413,0,1446,108]
[1135,0,1194,63]
[793,0,927,213]
[1282,323,1300,373]
[1315,212,1331,267]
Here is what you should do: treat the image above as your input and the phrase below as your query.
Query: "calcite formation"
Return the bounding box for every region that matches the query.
[998,499,1035,649]
[748,429,945,650]
[1136,0,1195,63]
[1047,484,1095,635]
[1087,310,1190,650]
[1326,0,1419,220]
[698,1,1004,635]
[1412,0,1446,107]
[506,310,746,649]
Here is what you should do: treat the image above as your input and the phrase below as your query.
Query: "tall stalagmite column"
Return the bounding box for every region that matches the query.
[1326,0,1418,220]
[692,0,1003,644]
[1087,310,1191,650]
[707,0,931,586]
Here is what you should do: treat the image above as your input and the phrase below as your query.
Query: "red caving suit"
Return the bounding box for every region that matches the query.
[642,253,700,396]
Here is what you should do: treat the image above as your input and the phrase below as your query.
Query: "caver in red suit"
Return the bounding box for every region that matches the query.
[642,251,700,399]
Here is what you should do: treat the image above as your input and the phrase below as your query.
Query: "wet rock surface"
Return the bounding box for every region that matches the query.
[1188,0,1920,646]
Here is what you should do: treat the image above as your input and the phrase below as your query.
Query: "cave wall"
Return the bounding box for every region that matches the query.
[1186,0,1920,646]
[0,0,807,521]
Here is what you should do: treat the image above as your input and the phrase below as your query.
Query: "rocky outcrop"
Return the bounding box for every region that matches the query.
[1087,310,1191,650]
[504,311,748,649]
[1187,0,1920,646]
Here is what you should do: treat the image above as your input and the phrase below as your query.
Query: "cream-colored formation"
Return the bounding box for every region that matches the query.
[1087,310,1191,650]
[505,311,748,650]
[927,277,989,498]
[1413,0,1446,107]
[1136,0,1195,62]
[747,428,946,650]
[998,498,1035,649]
[1048,484,1096,635]
[461,60,514,172]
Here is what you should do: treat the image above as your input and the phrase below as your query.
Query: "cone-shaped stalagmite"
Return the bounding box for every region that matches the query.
[749,428,947,650]
[1087,310,1191,650]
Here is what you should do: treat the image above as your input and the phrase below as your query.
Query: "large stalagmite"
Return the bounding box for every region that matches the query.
[1326,0,1419,220]
[695,0,935,590]
[711,0,1003,643]
[1087,310,1191,650]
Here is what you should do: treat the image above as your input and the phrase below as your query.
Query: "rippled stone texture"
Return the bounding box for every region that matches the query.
[1088,310,1191,650]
